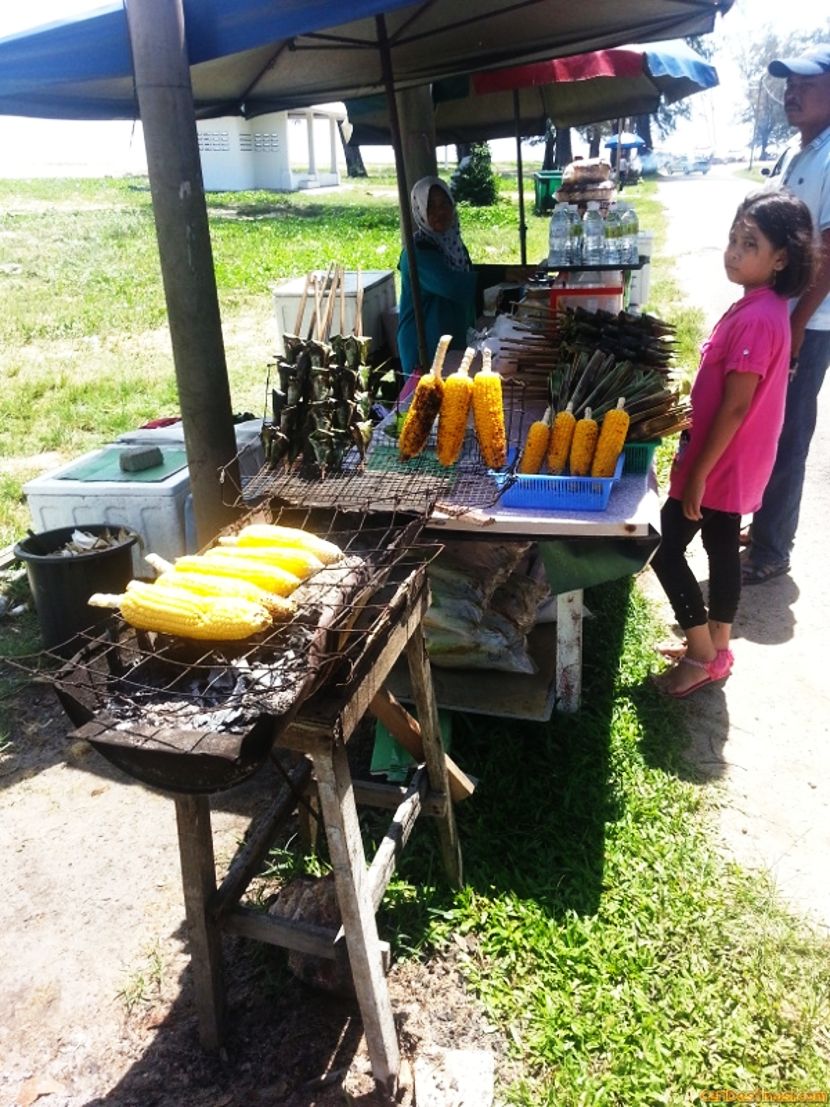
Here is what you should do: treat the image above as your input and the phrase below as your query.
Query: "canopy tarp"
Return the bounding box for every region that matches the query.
[0,1,730,122]
[346,41,719,145]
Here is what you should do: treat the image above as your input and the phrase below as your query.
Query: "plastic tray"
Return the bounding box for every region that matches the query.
[622,440,661,474]
[492,450,624,511]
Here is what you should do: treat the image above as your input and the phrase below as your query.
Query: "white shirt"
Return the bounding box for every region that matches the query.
[781,122,830,330]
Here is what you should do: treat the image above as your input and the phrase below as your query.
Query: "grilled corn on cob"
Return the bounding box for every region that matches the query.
[233,524,342,566]
[212,540,323,579]
[436,346,475,467]
[591,397,630,478]
[569,407,599,477]
[89,580,272,640]
[472,348,507,469]
[546,403,576,476]
[398,334,451,459]
[518,407,552,475]
[172,554,301,597]
[154,570,296,620]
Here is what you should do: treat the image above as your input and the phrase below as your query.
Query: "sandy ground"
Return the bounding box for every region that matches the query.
[642,168,830,934]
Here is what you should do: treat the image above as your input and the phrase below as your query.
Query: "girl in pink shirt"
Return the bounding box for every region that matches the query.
[651,192,815,697]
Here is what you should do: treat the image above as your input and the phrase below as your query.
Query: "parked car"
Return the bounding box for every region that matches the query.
[663,154,710,175]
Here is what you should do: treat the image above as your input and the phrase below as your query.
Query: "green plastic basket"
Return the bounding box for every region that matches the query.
[622,440,661,474]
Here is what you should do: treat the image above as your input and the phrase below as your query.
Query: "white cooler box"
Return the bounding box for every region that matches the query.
[23,420,266,573]
[271,269,395,355]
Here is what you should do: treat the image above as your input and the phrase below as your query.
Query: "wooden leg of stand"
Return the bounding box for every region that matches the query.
[556,589,583,713]
[174,794,225,1050]
[314,741,400,1095]
[404,630,463,888]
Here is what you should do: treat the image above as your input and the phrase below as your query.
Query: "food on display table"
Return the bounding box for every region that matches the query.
[591,398,631,478]
[398,334,450,460]
[568,408,599,476]
[436,346,475,467]
[546,403,577,475]
[472,348,507,469]
[517,407,551,475]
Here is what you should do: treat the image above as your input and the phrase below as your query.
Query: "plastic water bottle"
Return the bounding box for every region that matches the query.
[603,202,622,265]
[567,205,582,265]
[582,201,604,266]
[547,203,570,266]
[620,203,640,265]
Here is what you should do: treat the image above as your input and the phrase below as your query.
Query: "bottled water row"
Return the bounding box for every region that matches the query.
[548,201,639,267]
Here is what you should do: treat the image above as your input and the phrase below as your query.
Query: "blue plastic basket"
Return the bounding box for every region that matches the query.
[492,450,624,511]
[622,440,661,474]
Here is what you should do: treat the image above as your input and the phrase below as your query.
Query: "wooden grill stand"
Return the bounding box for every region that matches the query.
[171,566,464,1095]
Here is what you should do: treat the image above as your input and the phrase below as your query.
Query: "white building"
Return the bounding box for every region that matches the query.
[196,106,345,192]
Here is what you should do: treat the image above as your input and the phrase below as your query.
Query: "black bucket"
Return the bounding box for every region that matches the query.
[14,524,139,656]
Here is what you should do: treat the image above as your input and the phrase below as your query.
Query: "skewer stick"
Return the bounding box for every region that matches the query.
[312,274,323,341]
[293,272,311,336]
[339,264,346,336]
[322,264,339,341]
[354,266,364,336]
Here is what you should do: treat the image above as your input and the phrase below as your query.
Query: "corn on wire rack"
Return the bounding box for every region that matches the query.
[229,379,536,517]
[11,510,441,766]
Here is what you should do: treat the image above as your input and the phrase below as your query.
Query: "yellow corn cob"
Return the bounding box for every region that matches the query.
[234,524,342,566]
[472,348,507,469]
[436,346,475,467]
[154,570,296,621]
[398,334,451,459]
[518,407,552,475]
[89,580,272,640]
[172,554,301,597]
[591,397,631,478]
[212,540,323,579]
[546,403,576,475]
[568,407,599,477]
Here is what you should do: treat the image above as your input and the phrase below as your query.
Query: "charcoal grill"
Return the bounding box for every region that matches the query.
[34,502,468,1096]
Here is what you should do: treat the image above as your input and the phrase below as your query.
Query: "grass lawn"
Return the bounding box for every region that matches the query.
[1,167,828,1103]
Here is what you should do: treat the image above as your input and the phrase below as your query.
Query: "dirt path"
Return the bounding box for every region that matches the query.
[641,169,830,933]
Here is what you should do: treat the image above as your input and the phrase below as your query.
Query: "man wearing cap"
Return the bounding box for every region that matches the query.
[742,44,830,584]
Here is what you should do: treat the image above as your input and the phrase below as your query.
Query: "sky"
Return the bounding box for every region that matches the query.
[0,0,825,177]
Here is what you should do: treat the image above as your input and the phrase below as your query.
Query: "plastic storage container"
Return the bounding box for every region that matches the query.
[271,269,395,355]
[23,445,196,573]
[492,450,624,511]
[14,524,139,655]
[533,170,564,215]
[622,439,660,474]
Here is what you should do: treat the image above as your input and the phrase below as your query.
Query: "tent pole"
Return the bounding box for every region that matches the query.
[125,0,240,547]
[376,14,429,372]
[513,90,527,265]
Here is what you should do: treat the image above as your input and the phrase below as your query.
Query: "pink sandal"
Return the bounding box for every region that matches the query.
[657,649,734,699]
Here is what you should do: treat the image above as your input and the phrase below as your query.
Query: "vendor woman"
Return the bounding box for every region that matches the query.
[397,176,477,376]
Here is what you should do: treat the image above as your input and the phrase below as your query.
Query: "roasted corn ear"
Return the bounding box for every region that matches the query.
[172,554,301,597]
[154,570,296,620]
[518,407,551,475]
[233,524,342,566]
[212,540,323,579]
[89,580,272,640]
[568,407,599,477]
[398,334,451,459]
[591,397,630,477]
[472,348,507,469]
[547,403,576,476]
[436,346,475,467]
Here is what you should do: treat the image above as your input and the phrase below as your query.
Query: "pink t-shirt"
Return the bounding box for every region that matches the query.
[668,285,791,514]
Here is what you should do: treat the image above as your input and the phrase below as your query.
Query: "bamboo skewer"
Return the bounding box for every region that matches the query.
[339,264,346,336]
[293,272,311,336]
[354,266,364,336]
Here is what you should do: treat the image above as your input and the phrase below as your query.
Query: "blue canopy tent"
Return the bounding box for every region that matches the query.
[0,0,732,549]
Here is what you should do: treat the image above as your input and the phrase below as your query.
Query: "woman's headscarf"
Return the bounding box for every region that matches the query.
[410,176,471,271]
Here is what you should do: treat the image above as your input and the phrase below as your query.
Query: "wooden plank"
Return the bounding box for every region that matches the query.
[555,589,583,713]
[353,778,446,817]
[174,794,225,1050]
[314,740,400,1093]
[212,756,313,921]
[367,767,427,912]
[222,903,339,958]
[369,688,473,805]
[405,632,463,889]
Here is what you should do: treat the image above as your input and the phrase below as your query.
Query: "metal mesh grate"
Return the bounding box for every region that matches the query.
[16,509,438,741]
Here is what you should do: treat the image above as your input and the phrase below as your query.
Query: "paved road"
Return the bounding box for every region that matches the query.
[645,166,830,933]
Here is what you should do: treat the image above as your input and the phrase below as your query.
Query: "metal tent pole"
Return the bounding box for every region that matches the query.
[514,89,528,265]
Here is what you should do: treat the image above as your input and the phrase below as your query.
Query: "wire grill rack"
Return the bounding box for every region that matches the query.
[21,509,439,744]
[236,379,534,517]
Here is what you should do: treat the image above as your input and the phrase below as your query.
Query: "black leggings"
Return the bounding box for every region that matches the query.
[650,497,742,630]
